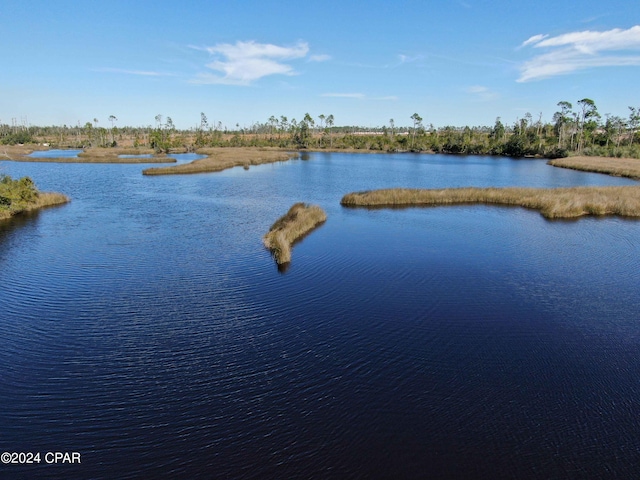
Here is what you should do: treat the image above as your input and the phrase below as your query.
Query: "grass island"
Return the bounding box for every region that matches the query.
[263,203,327,265]
[341,186,640,219]
[142,148,299,175]
[548,156,640,180]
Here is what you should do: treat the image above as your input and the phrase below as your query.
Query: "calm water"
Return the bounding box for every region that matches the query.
[1,153,639,479]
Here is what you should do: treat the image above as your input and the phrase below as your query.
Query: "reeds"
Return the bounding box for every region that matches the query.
[142,148,298,175]
[549,156,640,179]
[263,203,327,264]
[341,186,640,219]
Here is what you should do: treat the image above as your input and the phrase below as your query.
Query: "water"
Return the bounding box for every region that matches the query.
[28,149,82,158]
[1,153,639,479]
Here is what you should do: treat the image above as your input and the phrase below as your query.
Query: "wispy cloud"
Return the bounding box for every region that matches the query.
[518,25,640,82]
[191,40,310,85]
[465,85,498,101]
[309,54,331,62]
[95,68,175,77]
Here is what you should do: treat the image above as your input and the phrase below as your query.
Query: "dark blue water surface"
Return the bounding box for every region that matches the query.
[1,153,639,479]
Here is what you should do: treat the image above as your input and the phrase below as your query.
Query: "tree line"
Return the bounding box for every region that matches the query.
[2,99,639,158]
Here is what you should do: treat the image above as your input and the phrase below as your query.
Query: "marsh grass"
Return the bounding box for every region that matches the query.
[549,156,640,179]
[142,148,298,175]
[263,203,327,265]
[341,186,640,219]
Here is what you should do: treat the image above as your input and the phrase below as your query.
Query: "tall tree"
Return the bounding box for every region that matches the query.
[628,107,639,145]
[108,115,118,145]
[326,114,334,148]
[410,113,423,150]
[576,98,598,152]
[553,101,573,149]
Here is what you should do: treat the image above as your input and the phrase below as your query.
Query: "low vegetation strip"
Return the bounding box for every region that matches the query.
[263,203,327,264]
[3,146,176,163]
[142,148,298,175]
[548,156,640,179]
[340,186,640,219]
[0,175,69,221]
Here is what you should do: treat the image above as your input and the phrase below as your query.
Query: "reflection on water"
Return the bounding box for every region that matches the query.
[1,153,639,479]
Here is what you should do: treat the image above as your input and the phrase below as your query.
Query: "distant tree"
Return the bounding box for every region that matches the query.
[576,98,598,152]
[410,113,423,150]
[628,106,640,145]
[108,115,118,146]
[326,114,334,148]
[553,101,573,148]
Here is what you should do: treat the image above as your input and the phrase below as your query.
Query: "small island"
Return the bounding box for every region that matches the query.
[263,203,327,265]
[0,174,69,221]
[341,186,640,219]
[142,148,299,175]
[2,145,177,164]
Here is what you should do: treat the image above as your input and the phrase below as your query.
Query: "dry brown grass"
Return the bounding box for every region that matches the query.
[263,203,327,264]
[0,192,70,221]
[341,186,640,219]
[142,148,298,175]
[549,156,640,179]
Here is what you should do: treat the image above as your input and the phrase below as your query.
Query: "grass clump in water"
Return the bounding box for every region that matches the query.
[263,203,327,265]
[341,186,640,219]
[0,174,69,221]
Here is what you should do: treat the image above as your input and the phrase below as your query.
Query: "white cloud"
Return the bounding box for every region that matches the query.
[309,54,331,62]
[520,34,548,47]
[466,85,498,101]
[518,25,640,82]
[192,41,310,85]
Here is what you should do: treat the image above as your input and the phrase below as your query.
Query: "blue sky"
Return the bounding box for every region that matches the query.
[2,0,639,129]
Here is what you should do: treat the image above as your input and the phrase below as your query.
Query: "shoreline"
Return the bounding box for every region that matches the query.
[0,191,70,222]
[4,145,640,181]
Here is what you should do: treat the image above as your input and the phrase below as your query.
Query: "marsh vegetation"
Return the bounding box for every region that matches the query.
[341,186,640,219]
[143,148,298,175]
[548,156,640,179]
[0,174,69,221]
[263,203,327,265]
